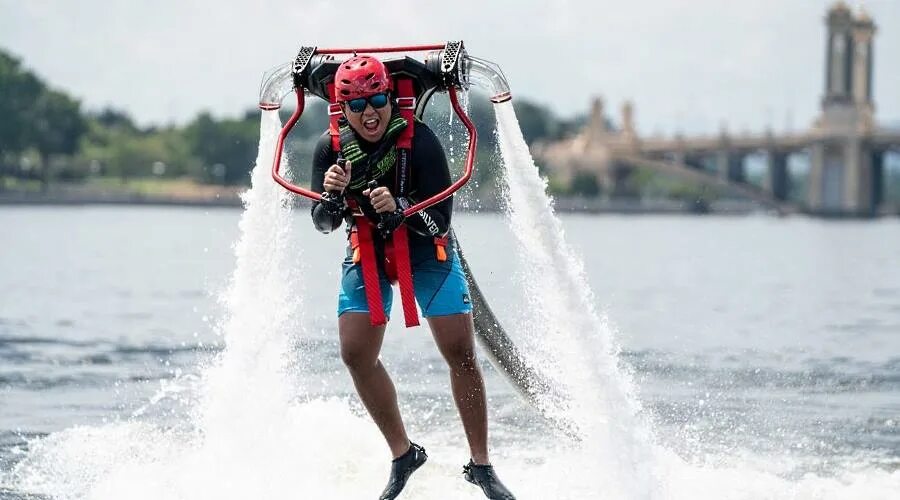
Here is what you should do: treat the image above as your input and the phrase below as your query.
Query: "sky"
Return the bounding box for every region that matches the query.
[1,0,898,136]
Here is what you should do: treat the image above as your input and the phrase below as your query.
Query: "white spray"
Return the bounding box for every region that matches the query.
[6,111,386,500]
[493,101,661,499]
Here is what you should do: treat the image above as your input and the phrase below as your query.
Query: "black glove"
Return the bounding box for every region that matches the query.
[376,197,409,238]
[377,208,406,238]
[321,157,349,216]
[319,191,345,217]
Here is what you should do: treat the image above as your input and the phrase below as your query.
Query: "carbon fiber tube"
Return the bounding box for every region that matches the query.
[455,233,578,438]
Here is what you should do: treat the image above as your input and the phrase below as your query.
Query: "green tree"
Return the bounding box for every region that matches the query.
[30,89,87,186]
[570,171,601,197]
[512,99,559,145]
[0,49,87,188]
[78,113,194,182]
[185,112,259,185]
[92,108,139,133]
[289,100,330,139]
[0,50,41,159]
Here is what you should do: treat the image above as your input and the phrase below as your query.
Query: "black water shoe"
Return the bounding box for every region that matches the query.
[463,460,516,499]
[378,442,427,500]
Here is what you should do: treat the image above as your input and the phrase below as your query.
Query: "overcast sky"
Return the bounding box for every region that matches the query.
[1,0,898,136]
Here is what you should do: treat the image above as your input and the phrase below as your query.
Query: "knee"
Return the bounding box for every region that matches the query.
[340,344,377,374]
[442,343,477,372]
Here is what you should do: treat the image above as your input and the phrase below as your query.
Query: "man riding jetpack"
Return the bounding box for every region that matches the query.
[309,54,516,500]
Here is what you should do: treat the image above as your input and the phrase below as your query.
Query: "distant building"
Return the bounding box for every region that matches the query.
[535,1,900,216]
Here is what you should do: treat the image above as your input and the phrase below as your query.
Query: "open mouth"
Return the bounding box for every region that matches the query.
[363,118,379,132]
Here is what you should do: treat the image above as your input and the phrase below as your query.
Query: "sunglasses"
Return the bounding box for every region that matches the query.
[345,92,390,113]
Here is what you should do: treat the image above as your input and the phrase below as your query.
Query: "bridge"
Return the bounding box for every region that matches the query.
[534,2,900,216]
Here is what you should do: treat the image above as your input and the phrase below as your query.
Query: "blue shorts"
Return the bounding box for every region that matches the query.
[337,245,473,319]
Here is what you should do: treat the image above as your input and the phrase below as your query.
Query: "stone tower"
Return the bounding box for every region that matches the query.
[587,96,608,147]
[809,2,880,214]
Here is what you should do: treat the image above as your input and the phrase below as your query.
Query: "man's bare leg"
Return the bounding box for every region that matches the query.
[427,313,489,464]
[339,312,410,458]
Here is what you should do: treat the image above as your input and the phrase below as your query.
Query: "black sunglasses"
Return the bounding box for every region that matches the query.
[345,92,390,113]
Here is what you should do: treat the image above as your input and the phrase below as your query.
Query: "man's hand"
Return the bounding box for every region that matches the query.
[362,186,397,214]
[323,159,352,193]
[377,210,406,238]
[319,192,345,217]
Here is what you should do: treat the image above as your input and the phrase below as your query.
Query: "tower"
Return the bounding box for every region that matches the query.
[823,2,854,105]
[809,2,880,215]
[587,96,608,146]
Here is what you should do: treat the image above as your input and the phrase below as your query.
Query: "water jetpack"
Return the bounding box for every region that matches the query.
[258,43,575,437]
[258,41,510,214]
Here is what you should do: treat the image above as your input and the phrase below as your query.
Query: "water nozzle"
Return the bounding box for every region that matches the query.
[258,61,294,110]
[258,46,325,110]
[423,42,511,103]
[463,55,511,104]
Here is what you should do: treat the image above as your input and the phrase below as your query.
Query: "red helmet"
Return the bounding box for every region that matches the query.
[333,55,393,102]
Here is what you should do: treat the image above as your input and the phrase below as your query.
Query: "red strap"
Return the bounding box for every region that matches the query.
[396,79,415,150]
[354,217,387,326]
[384,240,398,282]
[390,226,419,327]
[327,83,341,151]
[334,78,420,328]
[393,79,417,326]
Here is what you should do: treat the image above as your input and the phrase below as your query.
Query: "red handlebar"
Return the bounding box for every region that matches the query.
[316,44,445,55]
[271,90,322,201]
[270,44,478,215]
[403,87,475,216]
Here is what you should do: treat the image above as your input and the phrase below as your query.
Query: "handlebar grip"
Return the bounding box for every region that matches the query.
[327,157,348,197]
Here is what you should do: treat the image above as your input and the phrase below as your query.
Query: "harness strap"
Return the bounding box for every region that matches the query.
[327,83,342,151]
[391,226,419,327]
[396,79,415,150]
[349,214,418,328]
[329,77,422,328]
[390,78,418,327]
[353,213,387,326]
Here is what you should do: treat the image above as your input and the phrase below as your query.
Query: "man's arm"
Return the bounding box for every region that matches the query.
[404,124,452,237]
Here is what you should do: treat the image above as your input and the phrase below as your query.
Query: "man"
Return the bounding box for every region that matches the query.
[309,54,516,500]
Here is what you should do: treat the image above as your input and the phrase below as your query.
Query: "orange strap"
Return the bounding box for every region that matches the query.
[434,235,449,262]
[349,230,361,263]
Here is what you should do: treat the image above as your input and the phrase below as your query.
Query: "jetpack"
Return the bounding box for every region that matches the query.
[258,42,509,207]
[258,42,576,437]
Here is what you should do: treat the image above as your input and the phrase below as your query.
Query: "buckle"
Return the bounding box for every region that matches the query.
[328,103,342,116]
[396,97,416,110]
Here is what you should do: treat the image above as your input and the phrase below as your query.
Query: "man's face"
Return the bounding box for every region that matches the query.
[342,93,392,143]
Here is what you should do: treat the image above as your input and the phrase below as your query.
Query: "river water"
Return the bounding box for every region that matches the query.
[0,203,897,499]
[0,96,898,500]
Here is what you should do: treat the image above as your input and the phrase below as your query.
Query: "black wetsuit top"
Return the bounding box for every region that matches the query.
[309,121,453,255]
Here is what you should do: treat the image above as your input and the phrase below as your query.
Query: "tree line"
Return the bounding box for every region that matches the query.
[0,47,586,193]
